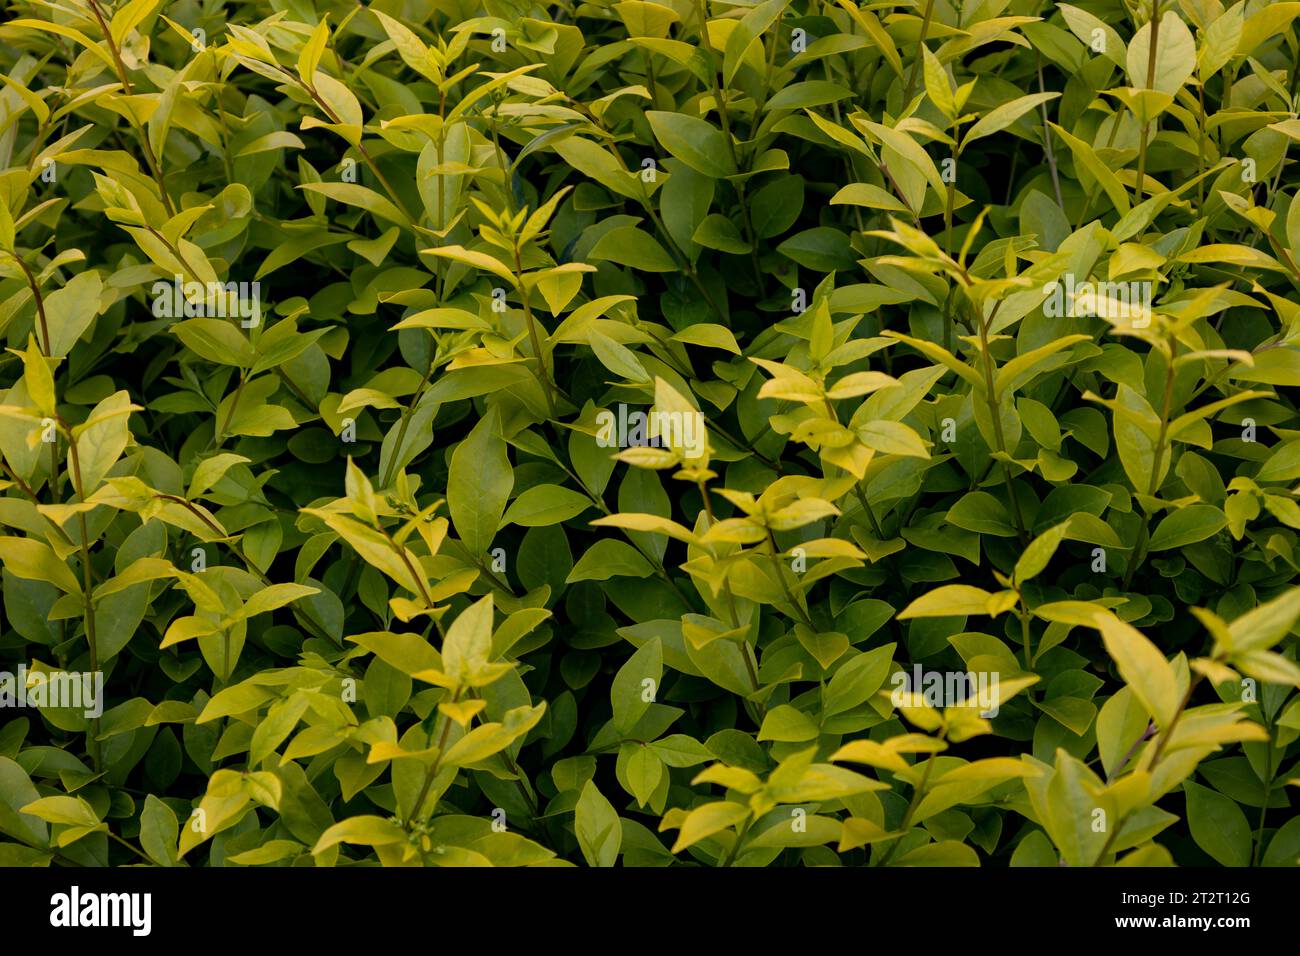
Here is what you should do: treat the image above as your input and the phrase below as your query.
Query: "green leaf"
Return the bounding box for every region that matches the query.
[722,0,787,86]
[589,226,679,272]
[441,703,545,766]
[857,421,928,457]
[575,780,621,866]
[297,17,330,87]
[0,537,80,594]
[173,319,257,367]
[566,539,656,582]
[21,795,101,828]
[671,800,748,853]
[963,93,1059,147]
[313,815,407,854]
[242,582,319,618]
[1227,587,1300,653]
[1183,780,1251,867]
[898,585,995,619]
[947,491,1016,537]
[440,594,496,687]
[299,183,406,228]
[188,453,250,498]
[758,704,819,742]
[1147,505,1227,551]
[692,214,750,254]
[1014,520,1073,585]
[502,484,592,527]
[1126,13,1197,94]
[612,637,662,734]
[1262,815,1300,867]
[646,112,737,178]
[70,390,139,496]
[43,271,103,358]
[822,644,895,716]
[765,81,852,112]
[1257,440,1300,482]
[776,227,855,271]
[139,795,179,866]
[626,745,665,805]
[670,324,741,353]
[1058,4,1125,67]
[0,198,14,251]
[1093,613,1178,729]
[448,412,513,558]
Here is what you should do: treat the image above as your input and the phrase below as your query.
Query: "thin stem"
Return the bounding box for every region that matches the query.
[86,0,175,217]
[107,830,155,865]
[1036,54,1065,213]
[563,463,696,608]
[564,95,727,318]
[275,64,425,235]
[143,225,205,290]
[1134,0,1162,205]
[379,363,434,490]
[1252,719,1275,867]
[699,479,758,694]
[1122,334,1177,589]
[152,493,340,645]
[377,522,439,611]
[975,301,1028,545]
[512,244,559,418]
[877,753,936,866]
[1091,814,1126,865]
[943,129,959,352]
[764,527,815,629]
[1093,673,1203,866]
[488,105,518,219]
[878,159,922,227]
[1196,83,1208,211]
[7,253,52,354]
[690,0,760,290]
[1147,675,1203,771]
[1106,722,1156,782]
[1,459,75,548]
[902,0,937,104]
[62,419,101,772]
[719,813,753,867]
[472,555,517,598]
[212,372,247,448]
[693,0,741,174]
[409,693,457,824]
[1019,599,1033,671]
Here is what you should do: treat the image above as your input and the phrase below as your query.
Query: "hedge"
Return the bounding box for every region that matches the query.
[0,0,1299,868]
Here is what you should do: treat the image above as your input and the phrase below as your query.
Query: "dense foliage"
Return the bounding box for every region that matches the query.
[1,0,1299,869]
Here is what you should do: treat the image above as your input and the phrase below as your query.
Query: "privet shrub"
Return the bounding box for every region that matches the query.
[0,0,1298,870]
